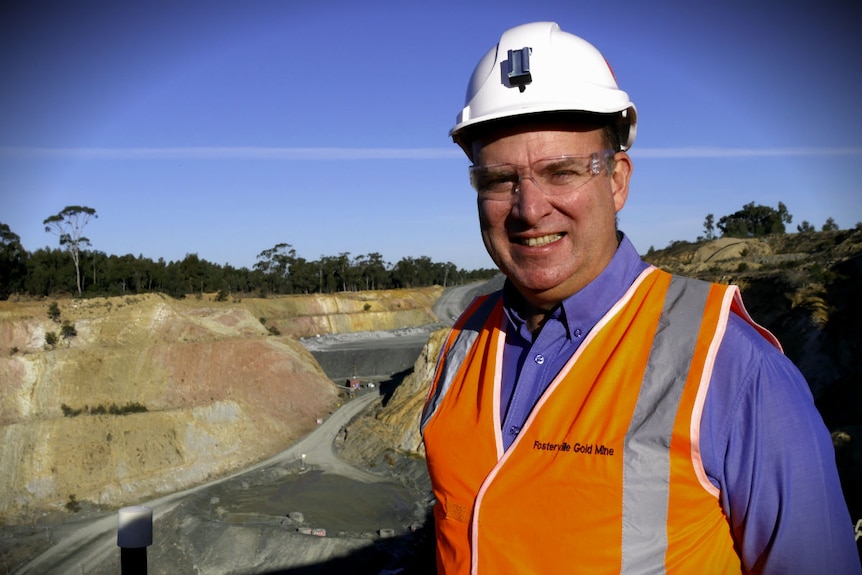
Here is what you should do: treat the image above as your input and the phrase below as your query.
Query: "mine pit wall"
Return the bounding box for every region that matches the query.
[0,288,445,524]
[241,287,443,339]
[309,344,427,382]
[278,310,438,339]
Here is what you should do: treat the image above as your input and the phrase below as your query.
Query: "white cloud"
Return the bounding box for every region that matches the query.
[3,145,861,161]
[632,147,862,159]
[0,146,463,160]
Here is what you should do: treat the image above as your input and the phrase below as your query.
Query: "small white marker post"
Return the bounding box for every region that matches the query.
[117,505,153,575]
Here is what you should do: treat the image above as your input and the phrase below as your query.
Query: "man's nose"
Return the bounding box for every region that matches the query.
[512,175,552,222]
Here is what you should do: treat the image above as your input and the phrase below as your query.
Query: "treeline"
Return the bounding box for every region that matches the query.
[698,201,853,242]
[0,224,497,300]
[642,201,859,254]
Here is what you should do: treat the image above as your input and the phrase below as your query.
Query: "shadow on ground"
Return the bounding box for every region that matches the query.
[256,509,436,575]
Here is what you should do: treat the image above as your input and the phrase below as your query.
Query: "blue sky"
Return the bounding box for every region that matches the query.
[2,0,860,272]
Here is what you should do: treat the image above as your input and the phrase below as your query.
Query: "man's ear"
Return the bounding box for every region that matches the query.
[610,151,632,212]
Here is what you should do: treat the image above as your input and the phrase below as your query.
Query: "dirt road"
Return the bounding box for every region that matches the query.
[12,392,384,575]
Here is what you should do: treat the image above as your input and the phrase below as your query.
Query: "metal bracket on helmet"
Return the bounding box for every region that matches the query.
[506,47,532,92]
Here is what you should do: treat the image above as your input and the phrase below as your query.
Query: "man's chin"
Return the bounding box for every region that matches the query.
[507,272,570,301]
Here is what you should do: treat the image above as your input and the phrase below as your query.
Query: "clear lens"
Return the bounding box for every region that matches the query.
[469,150,615,199]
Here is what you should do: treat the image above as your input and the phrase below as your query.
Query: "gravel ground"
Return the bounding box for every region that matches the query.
[4,392,437,575]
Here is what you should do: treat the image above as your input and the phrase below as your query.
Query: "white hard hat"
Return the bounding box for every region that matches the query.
[451,22,637,152]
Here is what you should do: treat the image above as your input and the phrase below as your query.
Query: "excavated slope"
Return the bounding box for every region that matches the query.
[0,287,442,524]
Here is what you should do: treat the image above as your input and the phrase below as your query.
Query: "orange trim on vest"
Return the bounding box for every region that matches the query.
[423,268,747,574]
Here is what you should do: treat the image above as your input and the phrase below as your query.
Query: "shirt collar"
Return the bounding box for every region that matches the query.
[502,233,650,342]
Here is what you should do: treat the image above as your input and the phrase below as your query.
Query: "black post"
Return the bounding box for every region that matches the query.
[120,546,147,575]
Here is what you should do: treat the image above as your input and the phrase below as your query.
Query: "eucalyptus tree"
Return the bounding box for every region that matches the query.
[43,205,98,296]
[254,242,296,294]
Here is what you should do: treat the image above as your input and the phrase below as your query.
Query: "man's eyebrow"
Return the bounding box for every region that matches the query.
[542,156,581,165]
[474,163,516,173]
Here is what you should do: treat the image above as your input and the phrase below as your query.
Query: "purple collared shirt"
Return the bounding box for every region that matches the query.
[498,234,860,574]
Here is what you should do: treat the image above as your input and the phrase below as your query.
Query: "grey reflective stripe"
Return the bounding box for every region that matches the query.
[420,293,502,434]
[620,276,712,574]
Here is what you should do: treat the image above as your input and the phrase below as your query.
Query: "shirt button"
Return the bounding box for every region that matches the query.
[509,426,520,436]
[574,328,582,338]
[534,354,545,365]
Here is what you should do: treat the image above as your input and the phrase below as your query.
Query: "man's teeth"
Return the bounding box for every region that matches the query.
[521,233,563,247]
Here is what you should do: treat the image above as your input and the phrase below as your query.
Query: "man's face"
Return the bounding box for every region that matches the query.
[472,125,632,309]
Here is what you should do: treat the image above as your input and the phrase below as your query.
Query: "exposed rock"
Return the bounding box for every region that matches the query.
[0,288,442,525]
[338,328,448,469]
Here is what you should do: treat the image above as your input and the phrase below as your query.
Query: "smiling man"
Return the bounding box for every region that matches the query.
[420,22,860,575]
[472,121,629,330]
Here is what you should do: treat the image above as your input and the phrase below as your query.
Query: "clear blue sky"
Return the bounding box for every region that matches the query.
[2,0,861,272]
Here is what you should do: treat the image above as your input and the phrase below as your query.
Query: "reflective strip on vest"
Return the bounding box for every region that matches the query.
[421,293,501,434]
[621,276,711,573]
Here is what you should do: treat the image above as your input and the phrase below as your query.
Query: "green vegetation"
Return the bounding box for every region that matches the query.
[0,222,27,300]
[1,217,497,300]
[716,201,793,238]
[65,494,81,513]
[698,202,846,244]
[822,217,839,232]
[61,401,149,417]
[61,320,77,340]
[44,331,58,348]
[4,201,847,301]
[47,301,61,322]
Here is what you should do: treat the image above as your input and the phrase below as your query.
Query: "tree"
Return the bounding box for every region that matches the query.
[43,206,98,297]
[47,301,61,322]
[821,217,839,231]
[716,201,792,238]
[0,222,27,299]
[286,256,317,294]
[354,252,390,291]
[177,253,205,295]
[700,214,716,242]
[254,242,296,294]
[44,331,59,349]
[61,321,77,345]
[777,202,792,227]
[797,221,815,233]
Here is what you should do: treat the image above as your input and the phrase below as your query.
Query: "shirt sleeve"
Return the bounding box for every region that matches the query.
[701,314,861,574]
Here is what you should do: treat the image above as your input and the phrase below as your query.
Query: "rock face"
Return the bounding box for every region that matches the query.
[240,288,442,338]
[0,288,442,524]
[339,328,449,467]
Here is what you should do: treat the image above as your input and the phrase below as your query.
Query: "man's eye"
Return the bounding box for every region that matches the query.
[544,168,581,184]
[476,173,516,192]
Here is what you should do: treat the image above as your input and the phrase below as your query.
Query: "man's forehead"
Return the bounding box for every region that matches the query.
[471,122,605,162]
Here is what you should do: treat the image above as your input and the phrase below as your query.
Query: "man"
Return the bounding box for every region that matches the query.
[420,22,860,574]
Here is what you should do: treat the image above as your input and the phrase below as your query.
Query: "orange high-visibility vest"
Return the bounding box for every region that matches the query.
[422,267,779,574]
